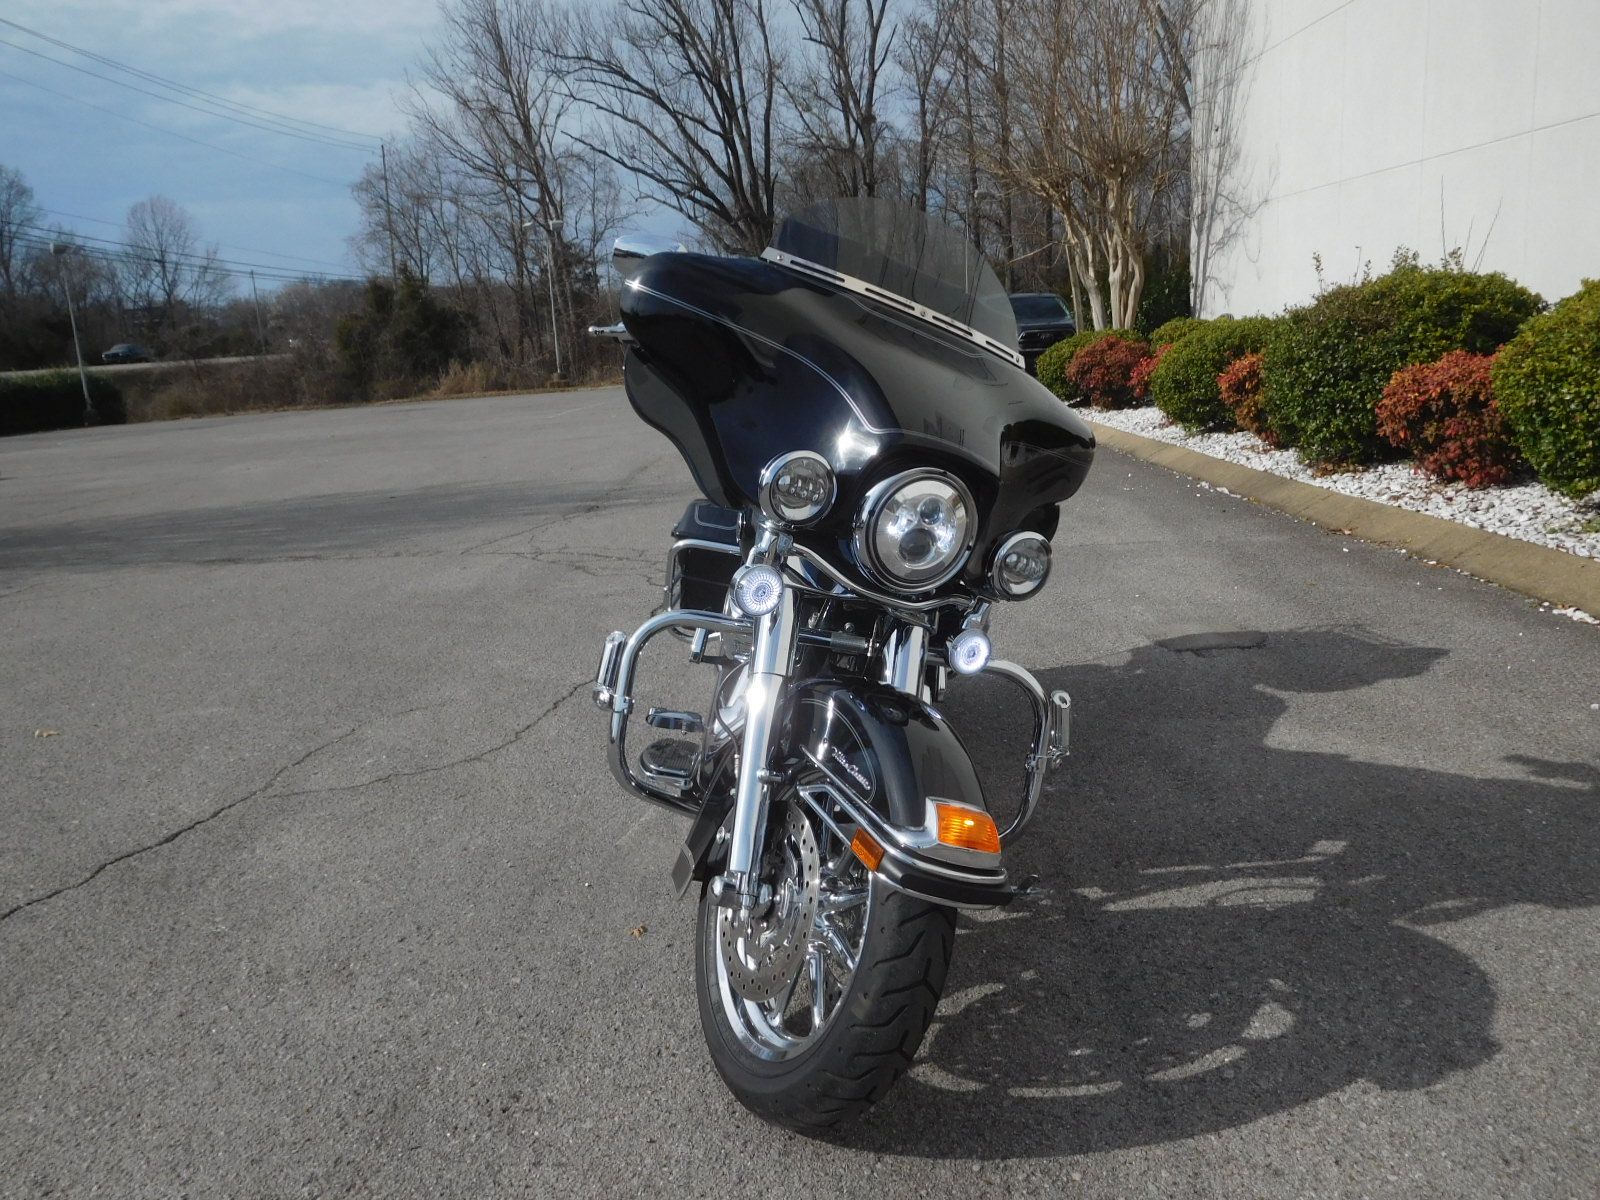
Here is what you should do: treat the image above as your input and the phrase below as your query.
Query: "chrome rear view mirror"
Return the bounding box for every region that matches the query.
[612,234,686,280]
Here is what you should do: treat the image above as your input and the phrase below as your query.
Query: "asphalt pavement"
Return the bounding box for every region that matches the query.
[3,389,1598,1199]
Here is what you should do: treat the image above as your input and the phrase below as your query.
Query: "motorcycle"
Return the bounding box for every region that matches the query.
[589,197,1094,1130]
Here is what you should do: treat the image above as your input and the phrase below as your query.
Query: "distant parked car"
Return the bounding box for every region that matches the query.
[1009,293,1076,375]
[100,343,153,365]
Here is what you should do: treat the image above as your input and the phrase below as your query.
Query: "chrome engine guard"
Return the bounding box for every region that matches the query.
[593,607,750,816]
[592,612,1070,843]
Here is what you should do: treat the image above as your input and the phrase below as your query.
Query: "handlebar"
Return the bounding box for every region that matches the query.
[587,322,634,343]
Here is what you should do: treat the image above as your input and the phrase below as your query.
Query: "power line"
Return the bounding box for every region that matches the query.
[36,207,353,271]
[0,37,378,152]
[17,222,366,281]
[0,16,384,146]
[15,232,358,286]
[0,67,353,188]
[16,233,327,283]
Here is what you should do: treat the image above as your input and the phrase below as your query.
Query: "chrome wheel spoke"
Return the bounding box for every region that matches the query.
[814,921,860,974]
[766,957,804,1023]
[808,943,828,1030]
[816,886,868,917]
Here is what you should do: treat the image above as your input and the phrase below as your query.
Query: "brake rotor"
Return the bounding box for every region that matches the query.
[717,804,820,1002]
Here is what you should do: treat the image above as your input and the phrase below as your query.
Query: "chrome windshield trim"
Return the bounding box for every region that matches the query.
[760,246,1026,370]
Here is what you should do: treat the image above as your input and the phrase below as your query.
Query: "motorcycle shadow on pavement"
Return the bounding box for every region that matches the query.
[846,626,1600,1158]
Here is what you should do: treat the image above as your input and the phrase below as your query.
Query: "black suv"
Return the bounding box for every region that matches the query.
[1009,293,1075,375]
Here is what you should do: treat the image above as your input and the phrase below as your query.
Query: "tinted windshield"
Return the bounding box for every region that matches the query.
[1009,294,1070,322]
[768,197,1017,349]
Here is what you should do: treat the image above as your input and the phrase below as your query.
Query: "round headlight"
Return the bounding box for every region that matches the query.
[759,451,835,525]
[991,531,1052,598]
[854,470,975,591]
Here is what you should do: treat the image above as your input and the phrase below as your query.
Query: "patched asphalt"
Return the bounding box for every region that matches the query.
[3,389,1598,1198]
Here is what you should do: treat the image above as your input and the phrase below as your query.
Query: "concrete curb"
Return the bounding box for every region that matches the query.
[1087,419,1600,615]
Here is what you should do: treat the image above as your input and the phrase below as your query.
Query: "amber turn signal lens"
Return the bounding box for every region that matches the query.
[851,829,886,870]
[935,803,1001,854]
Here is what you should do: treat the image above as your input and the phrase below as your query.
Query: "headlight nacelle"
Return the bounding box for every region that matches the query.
[853,470,976,592]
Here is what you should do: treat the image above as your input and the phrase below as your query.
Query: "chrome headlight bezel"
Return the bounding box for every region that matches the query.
[852,469,977,593]
[758,451,836,525]
[990,530,1052,599]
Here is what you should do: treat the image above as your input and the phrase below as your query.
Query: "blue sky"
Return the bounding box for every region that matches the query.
[0,0,443,289]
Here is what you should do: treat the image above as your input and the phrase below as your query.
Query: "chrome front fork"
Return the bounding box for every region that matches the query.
[720,549,799,910]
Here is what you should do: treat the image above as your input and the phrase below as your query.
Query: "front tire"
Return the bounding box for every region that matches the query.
[694,796,956,1133]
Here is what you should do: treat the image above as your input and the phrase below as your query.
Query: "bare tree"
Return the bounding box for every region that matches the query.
[351,143,462,285]
[0,165,42,299]
[785,0,897,199]
[894,3,957,211]
[400,0,631,372]
[553,0,784,252]
[985,0,1191,328]
[121,196,229,332]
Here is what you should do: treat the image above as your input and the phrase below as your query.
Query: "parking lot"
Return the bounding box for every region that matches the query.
[3,390,1598,1198]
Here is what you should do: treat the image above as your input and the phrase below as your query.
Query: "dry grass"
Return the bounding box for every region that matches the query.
[123,360,305,422]
[116,357,621,424]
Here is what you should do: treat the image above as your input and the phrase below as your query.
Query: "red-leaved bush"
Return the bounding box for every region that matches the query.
[1130,343,1172,402]
[1376,350,1521,488]
[1217,352,1276,445]
[1066,335,1152,409]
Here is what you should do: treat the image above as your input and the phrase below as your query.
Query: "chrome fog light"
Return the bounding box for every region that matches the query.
[759,451,835,524]
[732,563,785,616]
[947,628,992,675]
[991,532,1052,599]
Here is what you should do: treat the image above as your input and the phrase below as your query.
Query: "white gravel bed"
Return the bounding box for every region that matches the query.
[1088,405,1600,562]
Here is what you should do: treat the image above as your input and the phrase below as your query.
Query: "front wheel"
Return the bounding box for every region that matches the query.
[694,792,956,1132]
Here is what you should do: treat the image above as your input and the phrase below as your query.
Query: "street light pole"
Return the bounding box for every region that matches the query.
[50,242,94,424]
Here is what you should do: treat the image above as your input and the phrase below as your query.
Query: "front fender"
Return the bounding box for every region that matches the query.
[784,679,1014,908]
[785,680,985,826]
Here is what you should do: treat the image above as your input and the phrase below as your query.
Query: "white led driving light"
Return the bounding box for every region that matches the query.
[853,470,976,592]
[947,628,992,675]
[759,451,836,525]
[731,563,785,616]
[991,532,1052,599]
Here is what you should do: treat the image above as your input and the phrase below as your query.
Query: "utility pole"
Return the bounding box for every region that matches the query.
[50,242,94,423]
[546,217,563,380]
[248,269,267,353]
[522,214,564,380]
[380,143,398,280]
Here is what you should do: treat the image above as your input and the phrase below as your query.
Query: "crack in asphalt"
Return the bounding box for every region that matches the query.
[271,678,591,800]
[0,723,362,925]
[0,683,586,925]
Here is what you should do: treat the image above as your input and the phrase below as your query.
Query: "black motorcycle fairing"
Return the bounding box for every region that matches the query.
[620,251,1094,594]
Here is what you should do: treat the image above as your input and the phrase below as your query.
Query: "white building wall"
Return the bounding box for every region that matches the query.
[1197,0,1600,318]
